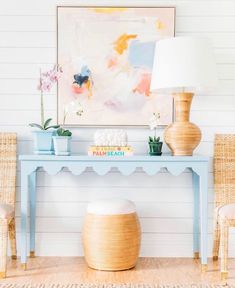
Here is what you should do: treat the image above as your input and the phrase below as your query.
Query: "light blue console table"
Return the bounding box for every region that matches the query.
[19,154,209,270]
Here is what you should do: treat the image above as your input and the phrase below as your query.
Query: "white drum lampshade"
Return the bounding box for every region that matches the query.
[150,36,217,92]
[150,37,217,156]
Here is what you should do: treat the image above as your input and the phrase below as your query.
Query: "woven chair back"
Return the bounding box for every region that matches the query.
[214,134,235,208]
[0,133,17,207]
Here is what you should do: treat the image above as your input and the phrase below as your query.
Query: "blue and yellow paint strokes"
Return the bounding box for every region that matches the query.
[103,9,166,99]
[113,34,137,55]
[72,65,93,98]
[107,34,156,97]
[128,40,156,70]
[73,8,167,105]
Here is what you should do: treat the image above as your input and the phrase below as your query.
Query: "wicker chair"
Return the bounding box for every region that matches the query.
[0,133,17,278]
[212,134,235,280]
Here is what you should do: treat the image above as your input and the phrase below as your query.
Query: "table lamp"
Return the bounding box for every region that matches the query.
[150,36,217,156]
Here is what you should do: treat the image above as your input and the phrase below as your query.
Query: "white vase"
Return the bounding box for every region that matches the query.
[52,136,71,156]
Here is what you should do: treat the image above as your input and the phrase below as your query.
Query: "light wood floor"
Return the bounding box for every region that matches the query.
[2,257,235,285]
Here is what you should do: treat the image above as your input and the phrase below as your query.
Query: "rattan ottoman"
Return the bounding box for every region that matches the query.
[82,199,141,271]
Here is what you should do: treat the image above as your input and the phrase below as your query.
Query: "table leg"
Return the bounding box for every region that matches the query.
[192,171,200,259]
[21,168,29,270]
[29,171,36,258]
[199,166,208,271]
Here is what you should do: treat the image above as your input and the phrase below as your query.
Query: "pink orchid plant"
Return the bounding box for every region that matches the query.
[29,65,62,130]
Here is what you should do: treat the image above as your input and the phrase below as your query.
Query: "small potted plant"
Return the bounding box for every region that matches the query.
[148,136,163,156]
[29,65,62,154]
[30,118,60,155]
[53,127,72,156]
[52,101,83,156]
[148,112,163,156]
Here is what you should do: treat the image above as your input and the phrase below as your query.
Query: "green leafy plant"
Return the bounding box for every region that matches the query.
[149,136,160,143]
[56,127,72,137]
[29,118,60,131]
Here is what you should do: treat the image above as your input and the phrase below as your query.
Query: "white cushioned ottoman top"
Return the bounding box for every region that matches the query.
[87,199,136,215]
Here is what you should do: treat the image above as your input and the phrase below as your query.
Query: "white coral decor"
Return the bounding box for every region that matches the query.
[94,129,128,146]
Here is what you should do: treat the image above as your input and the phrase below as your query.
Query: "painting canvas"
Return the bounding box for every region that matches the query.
[57,6,175,126]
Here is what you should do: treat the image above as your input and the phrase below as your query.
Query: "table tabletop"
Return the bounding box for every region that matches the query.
[19,154,209,162]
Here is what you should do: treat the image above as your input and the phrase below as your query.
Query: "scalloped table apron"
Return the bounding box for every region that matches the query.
[19,155,209,268]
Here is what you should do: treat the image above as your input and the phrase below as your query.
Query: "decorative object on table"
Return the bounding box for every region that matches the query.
[148,136,163,156]
[0,133,17,279]
[53,100,84,156]
[150,36,217,156]
[57,6,175,126]
[31,122,57,155]
[94,129,128,146]
[88,129,133,156]
[53,127,72,156]
[212,134,235,280]
[29,65,62,154]
[88,146,133,157]
[82,199,141,271]
[148,112,163,156]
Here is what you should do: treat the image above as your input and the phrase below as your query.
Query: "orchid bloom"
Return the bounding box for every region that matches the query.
[149,112,161,130]
[63,101,84,125]
[38,65,63,93]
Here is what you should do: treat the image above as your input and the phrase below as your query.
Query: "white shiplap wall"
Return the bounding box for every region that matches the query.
[1,0,235,257]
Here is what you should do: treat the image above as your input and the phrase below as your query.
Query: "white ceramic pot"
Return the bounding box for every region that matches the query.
[53,136,71,156]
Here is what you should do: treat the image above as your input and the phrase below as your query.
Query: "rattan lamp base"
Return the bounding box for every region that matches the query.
[164,93,201,156]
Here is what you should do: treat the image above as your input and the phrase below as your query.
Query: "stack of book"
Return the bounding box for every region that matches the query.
[88,146,133,157]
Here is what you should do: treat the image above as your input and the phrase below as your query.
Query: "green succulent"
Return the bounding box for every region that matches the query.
[56,127,72,137]
[149,136,160,143]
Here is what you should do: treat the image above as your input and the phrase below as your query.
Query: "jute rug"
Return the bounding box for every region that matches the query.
[0,284,232,288]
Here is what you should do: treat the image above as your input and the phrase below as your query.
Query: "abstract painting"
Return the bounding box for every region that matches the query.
[57,6,175,126]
